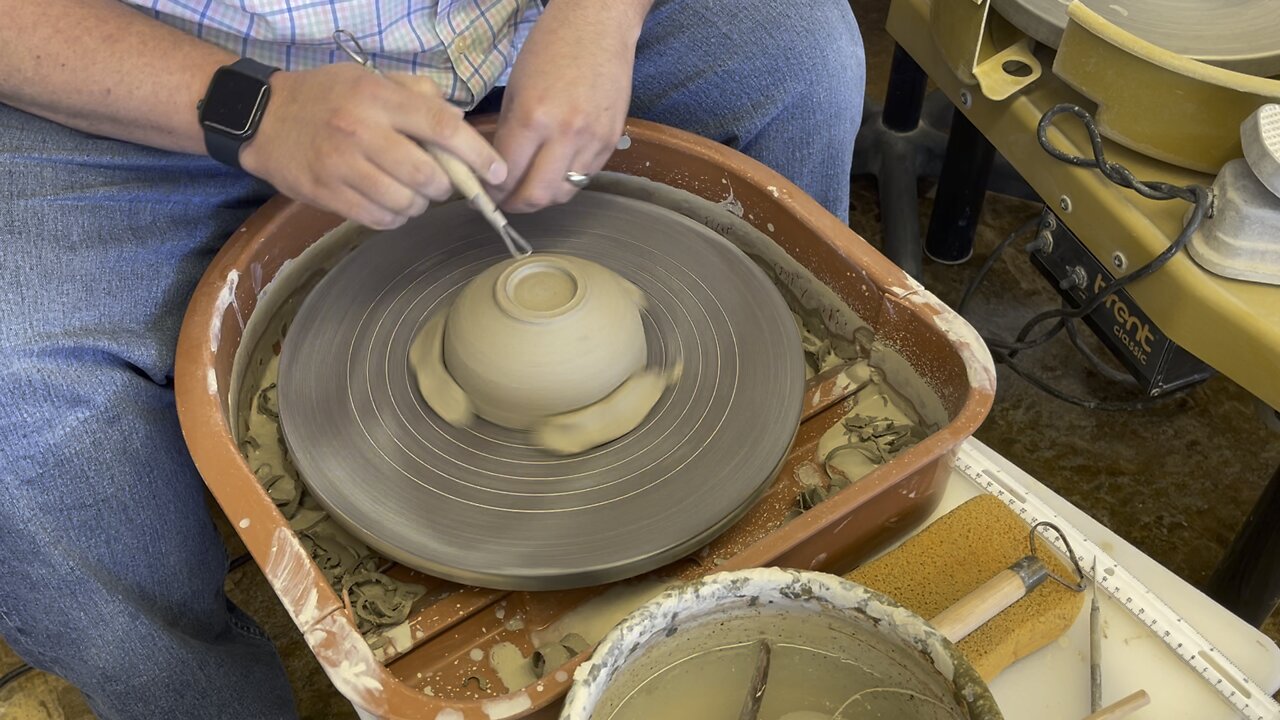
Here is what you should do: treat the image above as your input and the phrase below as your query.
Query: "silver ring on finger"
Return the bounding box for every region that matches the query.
[565,171,592,189]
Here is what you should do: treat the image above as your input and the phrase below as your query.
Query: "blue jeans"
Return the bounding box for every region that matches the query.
[0,2,863,717]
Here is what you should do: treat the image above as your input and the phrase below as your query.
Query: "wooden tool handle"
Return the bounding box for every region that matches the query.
[430,148,496,211]
[930,556,1047,642]
[1082,690,1150,719]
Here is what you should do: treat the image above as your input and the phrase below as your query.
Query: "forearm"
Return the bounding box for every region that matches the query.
[0,0,236,154]
[492,0,653,211]
[612,0,656,39]
[545,0,655,45]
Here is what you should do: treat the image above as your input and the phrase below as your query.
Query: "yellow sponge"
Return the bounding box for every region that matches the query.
[848,494,1085,680]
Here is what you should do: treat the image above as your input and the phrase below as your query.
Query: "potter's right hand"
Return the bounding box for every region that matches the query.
[240,64,508,230]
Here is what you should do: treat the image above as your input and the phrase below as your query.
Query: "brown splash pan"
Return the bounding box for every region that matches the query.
[175,118,995,719]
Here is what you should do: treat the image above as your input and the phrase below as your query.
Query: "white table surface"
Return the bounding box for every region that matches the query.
[398,437,1280,720]
[894,438,1280,719]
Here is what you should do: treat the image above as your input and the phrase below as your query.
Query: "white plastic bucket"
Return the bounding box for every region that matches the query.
[560,568,999,720]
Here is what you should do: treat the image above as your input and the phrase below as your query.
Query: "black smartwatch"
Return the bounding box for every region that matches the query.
[197,58,280,170]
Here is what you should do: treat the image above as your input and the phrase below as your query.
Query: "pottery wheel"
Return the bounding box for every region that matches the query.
[278,191,803,591]
[993,0,1280,76]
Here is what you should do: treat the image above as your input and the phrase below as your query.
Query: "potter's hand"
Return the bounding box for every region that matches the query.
[491,0,653,213]
[241,64,508,230]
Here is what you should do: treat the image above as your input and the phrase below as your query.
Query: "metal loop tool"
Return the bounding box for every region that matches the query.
[1030,520,1088,592]
[333,30,533,259]
[926,519,1088,645]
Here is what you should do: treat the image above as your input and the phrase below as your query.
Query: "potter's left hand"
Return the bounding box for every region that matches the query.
[491,0,653,213]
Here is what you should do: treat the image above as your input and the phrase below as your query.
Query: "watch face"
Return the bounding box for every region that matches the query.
[202,68,269,136]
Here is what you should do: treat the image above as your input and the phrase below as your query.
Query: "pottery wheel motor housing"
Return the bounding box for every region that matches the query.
[277,191,804,591]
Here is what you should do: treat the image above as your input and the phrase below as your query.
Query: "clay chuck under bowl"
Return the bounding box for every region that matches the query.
[443,252,648,430]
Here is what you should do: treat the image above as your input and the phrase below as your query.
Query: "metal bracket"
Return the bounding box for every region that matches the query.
[930,0,1043,101]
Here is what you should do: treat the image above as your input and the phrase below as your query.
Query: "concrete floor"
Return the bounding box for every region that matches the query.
[3,1,1278,716]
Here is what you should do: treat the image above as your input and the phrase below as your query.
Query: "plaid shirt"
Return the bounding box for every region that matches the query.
[124,1,543,108]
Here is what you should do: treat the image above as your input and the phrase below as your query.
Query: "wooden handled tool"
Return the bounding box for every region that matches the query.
[1082,690,1151,719]
[332,29,533,259]
[929,520,1087,643]
[923,529,1150,720]
[427,150,531,251]
[1091,557,1103,712]
[930,555,1049,642]
[736,523,1118,720]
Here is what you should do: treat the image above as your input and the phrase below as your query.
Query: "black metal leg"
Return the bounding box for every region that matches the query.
[925,110,996,265]
[879,141,923,278]
[883,46,928,132]
[1206,463,1280,626]
[875,46,930,279]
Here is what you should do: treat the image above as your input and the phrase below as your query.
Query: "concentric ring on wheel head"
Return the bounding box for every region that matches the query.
[278,191,802,590]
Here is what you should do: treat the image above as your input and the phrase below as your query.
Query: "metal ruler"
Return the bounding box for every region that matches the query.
[953,442,1280,720]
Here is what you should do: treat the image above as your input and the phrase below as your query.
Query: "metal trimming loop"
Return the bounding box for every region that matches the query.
[1029,520,1087,592]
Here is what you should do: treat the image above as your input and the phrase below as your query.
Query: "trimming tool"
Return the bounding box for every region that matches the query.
[1091,557,1103,713]
[929,521,1085,644]
[953,443,1280,720]
[332,30,533,260]
[737,640,771,720]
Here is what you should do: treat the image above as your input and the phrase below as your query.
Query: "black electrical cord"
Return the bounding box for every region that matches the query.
[990,346,1194,411]
[1064,311,1137,386]
[961,230,1170,410]
[991,104,1213,356]
[229,552,253,572]
[953,103,1212,410]
[956,215,1065,355]
[956,215,1041,317]
[0,662,36,694]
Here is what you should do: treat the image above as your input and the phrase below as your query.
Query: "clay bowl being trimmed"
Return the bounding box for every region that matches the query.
[443,253,648,430]
[174,116,996,719]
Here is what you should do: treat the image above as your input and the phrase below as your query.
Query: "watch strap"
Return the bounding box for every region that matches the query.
[202,57,279,170]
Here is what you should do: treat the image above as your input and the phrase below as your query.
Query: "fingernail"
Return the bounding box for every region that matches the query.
[488,160,508,185]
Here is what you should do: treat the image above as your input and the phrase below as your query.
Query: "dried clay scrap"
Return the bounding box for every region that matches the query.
[240,352,426,651]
